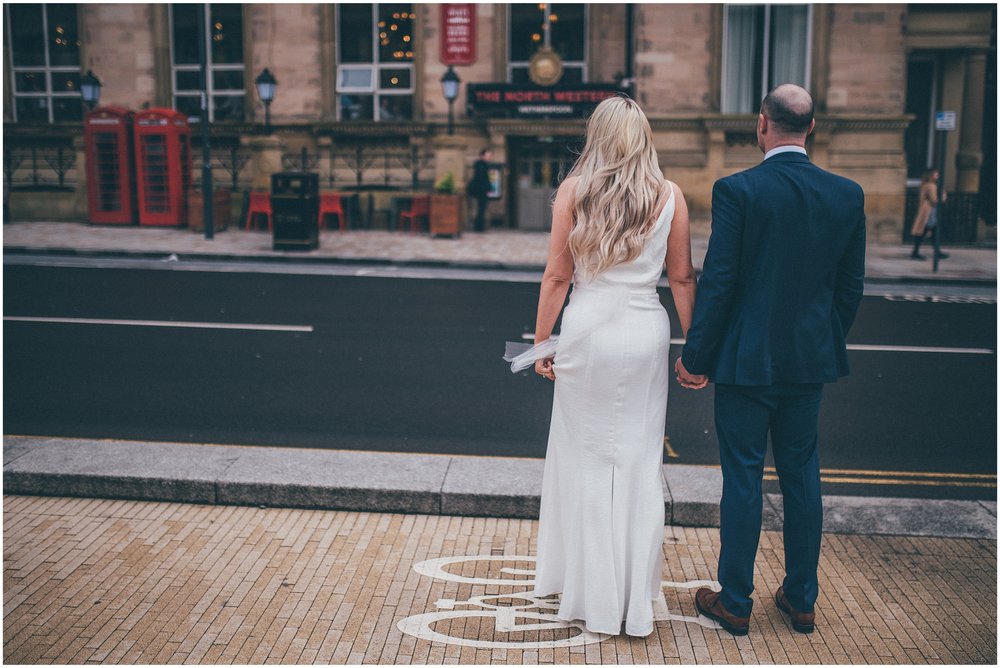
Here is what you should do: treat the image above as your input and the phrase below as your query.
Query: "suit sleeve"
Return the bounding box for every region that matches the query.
[833,193,866,335]
[681,178,743,376]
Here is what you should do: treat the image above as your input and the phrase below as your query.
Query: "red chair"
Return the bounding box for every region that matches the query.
[318,193,348,231]
[244,192,272,231]
[398,196,430,234]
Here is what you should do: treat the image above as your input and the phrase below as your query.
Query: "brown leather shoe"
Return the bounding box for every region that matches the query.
[774,586,815,634]
[695,587,750,636]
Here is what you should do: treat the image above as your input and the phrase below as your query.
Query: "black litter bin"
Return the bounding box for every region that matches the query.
[271,171,319,250]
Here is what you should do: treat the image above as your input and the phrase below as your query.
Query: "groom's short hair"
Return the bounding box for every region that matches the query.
[760,85,814,135]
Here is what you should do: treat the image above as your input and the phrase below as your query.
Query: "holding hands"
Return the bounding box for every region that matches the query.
[675,358,708,390]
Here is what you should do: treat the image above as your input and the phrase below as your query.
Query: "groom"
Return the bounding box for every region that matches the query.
[676,84,866,636]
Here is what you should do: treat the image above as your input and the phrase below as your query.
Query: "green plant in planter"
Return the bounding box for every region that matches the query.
[434,172,456,194]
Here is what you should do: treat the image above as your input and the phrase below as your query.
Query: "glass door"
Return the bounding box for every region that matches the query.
[510,137,581,230]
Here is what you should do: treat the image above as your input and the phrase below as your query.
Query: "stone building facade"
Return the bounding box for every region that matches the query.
[3,3,995,242]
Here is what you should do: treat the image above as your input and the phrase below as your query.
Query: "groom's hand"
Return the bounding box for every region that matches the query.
[674,358,708,389]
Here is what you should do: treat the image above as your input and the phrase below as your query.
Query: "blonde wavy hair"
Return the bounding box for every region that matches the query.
[565,95,665,280]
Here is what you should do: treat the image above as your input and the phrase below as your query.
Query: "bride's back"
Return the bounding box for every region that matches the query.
[565,97,667,282]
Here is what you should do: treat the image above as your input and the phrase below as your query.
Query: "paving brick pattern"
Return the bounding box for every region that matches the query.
[4,495,996,664]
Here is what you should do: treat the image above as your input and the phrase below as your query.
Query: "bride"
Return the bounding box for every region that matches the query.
[530,95,701,636]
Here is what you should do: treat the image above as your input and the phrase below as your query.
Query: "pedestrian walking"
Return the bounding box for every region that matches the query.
[910,169,949,261]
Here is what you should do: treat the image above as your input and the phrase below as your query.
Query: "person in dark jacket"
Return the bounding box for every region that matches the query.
[469,148,493,232]
[676,84,866,637]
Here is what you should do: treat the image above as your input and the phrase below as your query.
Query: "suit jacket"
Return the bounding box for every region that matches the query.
[681,151,866,386]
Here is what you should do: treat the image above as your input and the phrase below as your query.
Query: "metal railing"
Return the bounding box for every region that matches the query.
[281,143,436,190]
[4,140,77,190]
[191,142,251,190]
[903,188,982,243]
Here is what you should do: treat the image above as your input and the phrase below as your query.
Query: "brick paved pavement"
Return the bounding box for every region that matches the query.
[4,495,997,664]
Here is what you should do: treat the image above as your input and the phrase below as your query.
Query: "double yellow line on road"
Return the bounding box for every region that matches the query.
[762,466,997,489]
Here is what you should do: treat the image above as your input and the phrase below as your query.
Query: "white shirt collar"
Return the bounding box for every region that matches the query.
[764,145,808,161]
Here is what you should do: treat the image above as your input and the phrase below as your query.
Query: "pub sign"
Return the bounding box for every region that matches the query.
[441,4,476,66]
[467,84,628,118]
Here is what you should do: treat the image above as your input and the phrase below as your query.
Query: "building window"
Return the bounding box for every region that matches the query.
[170,4,245,122]
[508,4,587,84]
[6,3,82,123]
[722,4,811,114]
[336,4,415,122]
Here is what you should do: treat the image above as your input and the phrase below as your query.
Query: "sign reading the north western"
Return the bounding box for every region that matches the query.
[467,84,626,118]
[441,4,476,66]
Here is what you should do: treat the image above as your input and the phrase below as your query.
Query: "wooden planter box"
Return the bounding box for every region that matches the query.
[188,189,231,232]
[429,194,463,237]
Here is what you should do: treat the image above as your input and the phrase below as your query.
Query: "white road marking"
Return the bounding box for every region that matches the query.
[523,334,993,355]
[844,343,993,355]
[3,316,313,333]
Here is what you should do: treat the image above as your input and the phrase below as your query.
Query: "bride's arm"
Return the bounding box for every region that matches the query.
[664,181,697,337]
[533,177,577,379]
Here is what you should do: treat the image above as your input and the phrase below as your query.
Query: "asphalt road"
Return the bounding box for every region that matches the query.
[4,260,996,500]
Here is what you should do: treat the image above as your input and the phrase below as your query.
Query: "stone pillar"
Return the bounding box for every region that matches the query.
[431,134,471,193]
[73,135,88,221]
[242,135,284,190]
[956,50,987,193]
[811,128,833,170]
[705,127,726,182]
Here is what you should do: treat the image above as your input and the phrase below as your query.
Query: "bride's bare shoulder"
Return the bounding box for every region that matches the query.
[559,176,581,194]
[553,176,580,208]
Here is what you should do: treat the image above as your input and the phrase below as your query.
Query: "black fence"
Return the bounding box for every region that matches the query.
[4,139,77,191]
[281,143,436,190]
[209,141,251,191]
[902,188,982,244]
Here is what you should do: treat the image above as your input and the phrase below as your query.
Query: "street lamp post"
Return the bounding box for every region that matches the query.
[197,4,213,239]
[441,66,460,136]
[80,70,102,110]
[255,68,277,134]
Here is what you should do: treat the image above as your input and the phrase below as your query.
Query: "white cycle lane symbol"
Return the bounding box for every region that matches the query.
[397,555,722,649]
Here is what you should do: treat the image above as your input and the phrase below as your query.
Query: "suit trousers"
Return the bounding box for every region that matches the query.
[714,382,824,618]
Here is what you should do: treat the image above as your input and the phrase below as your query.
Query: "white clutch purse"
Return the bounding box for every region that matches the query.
[502,336,559,373]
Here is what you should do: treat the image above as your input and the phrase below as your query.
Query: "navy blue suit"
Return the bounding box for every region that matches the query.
[681,150,865,617]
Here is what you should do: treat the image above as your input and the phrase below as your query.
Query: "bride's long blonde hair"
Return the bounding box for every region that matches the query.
[566,95,665,280]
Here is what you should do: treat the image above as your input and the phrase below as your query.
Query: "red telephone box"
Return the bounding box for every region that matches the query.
[84,106,136,225]
[133,108,192,227]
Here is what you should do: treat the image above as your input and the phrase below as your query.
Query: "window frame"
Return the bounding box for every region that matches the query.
[168,4,247,123]
[720,4,813,114]
[334,4,416,122]
[506,4,589,84]
[5,3,82,123]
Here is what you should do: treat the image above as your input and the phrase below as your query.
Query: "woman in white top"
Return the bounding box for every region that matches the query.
[530,95,701,637]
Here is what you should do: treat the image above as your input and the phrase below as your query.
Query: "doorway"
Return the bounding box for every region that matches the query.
[508,136,583,230]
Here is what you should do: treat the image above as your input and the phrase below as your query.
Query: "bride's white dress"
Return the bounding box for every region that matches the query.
[533,188,675,637]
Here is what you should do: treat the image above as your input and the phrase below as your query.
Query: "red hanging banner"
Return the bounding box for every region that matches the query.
[440,4,476,66]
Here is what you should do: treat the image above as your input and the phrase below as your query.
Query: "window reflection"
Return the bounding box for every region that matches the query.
[170,4,246,122]
[508,4,587,84]
[336,4,414,121]
[6,3,81,122]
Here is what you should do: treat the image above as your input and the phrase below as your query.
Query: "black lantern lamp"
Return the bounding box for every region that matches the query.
[441,66,461,135]
[80,69,102,109]
[254,68,277,133]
